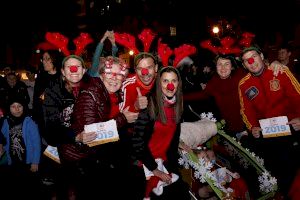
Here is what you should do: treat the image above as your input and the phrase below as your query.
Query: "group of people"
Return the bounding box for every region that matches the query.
[0,29,300,200]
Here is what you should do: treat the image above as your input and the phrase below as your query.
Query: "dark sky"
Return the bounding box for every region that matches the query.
[1,0,299,68]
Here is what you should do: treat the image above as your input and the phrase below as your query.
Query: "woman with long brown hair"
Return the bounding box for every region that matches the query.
[132,66,190,200]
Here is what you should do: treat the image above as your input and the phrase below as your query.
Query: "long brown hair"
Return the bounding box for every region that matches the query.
[148,67,183,124]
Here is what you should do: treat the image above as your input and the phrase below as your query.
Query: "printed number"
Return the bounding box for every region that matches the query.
[265,125,287,133]
[97,131,114,139]
[49,148,59,157]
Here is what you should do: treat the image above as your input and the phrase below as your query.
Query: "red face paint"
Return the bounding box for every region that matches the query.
[247,57,254,64]
[167,83,175,91]
[70,65,78,73]
[141,68,149,76]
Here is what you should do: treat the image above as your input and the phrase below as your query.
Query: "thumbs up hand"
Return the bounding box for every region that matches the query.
[122,106,139,123]
[134,87,148,110]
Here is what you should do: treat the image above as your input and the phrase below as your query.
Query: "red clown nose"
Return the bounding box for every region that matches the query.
[141,68,149,76]
[167,83,175,91]
[70,65,78,73]
[247,57,254,64]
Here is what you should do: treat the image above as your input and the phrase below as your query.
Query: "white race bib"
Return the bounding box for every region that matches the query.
[259,116,291,138]
[43,145,61,163]
[84,119,119,147]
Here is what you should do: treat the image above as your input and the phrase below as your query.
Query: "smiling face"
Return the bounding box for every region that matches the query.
[242,50,265,74]
[61,57,86,86]
[135,57,157,86]
[101,63,127,93]
[160,71,179,98]
[216,57,232,79]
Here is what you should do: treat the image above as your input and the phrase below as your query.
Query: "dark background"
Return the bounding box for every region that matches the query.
[1,0,300,69]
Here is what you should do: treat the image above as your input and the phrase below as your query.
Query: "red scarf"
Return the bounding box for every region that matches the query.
[109,93,120,118]
[148,100,176,160]
[72,86,80,98]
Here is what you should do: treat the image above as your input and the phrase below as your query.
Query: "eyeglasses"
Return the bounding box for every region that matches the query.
[104,72,125,80]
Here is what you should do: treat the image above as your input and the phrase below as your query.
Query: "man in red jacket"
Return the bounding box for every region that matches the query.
[119,52,158,113]
[238,45,300,197]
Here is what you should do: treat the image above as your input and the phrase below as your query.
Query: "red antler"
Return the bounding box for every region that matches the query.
[239,32,255,48]
[114,32,139,55]
[200,40,218,55]
[173,44,197,67]
[200,37,240,56]
[45,32,70,56]
[218,36,240,56]
[35,41,58,51]
[157,38,173,67]
[73,33,93,56]
[138,28,156,52]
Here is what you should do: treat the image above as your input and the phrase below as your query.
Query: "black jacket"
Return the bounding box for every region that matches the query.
[132,108,181,173]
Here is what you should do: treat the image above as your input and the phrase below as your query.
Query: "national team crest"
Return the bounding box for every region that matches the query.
[269,78,280,91]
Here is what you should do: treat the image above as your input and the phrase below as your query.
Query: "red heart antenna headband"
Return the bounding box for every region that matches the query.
[45,32,94,56]
[157,38,197,68]
[102,56,129,76]
[114,28,156,55]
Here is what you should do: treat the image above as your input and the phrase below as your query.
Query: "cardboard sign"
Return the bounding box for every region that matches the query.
[43,145,61,163]
[84,119,119,147]
[259,116,291,138]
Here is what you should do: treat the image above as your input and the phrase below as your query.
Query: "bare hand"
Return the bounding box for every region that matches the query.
[268,60,287,77]
[152,169,172,184]
[251,126,262,138]
[100,31,110,43]
[122,106,139,123]
[134,87,148,110]
[287,118,300,131]
[179,141,192,153]
[75,131,97,144]
[30,164,39,172]
[107,31,115,45]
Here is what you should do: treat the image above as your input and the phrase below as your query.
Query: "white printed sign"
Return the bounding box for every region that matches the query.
[43,145,61,163]
[84,119,119,147]
[259,116,291,138]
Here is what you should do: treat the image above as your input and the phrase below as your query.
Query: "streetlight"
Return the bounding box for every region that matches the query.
[129,50,134,56]
[212,25,220,38]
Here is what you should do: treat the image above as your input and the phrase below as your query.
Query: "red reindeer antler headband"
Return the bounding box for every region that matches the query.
[157,39,197,68]
[114,28,157,55]
[173,44,197,67]
[157,38,173,67]
[45,32,93,56]
[200,36,240,56]
[138,29,156,52]
[239,32,256,48]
